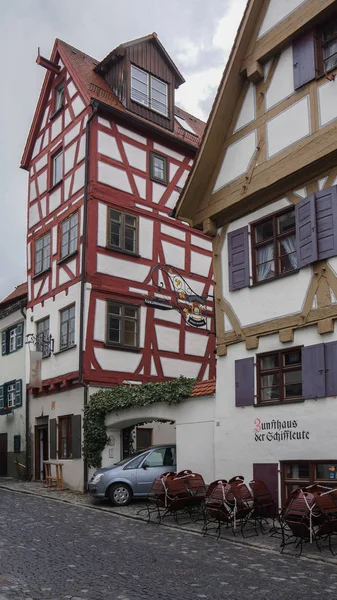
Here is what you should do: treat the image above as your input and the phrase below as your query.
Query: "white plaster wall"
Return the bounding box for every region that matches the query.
[162,241,185,270]
[29,386,84,491]
[37,171,47,195]
[152,143,184,162]
[98,161,132,194]
[155,325,180,353]
[72,164,85,195]
[185,331,208,357]
[161,357,201,379]
[221,197,313,327]
[94,348,142,372]
[97,202,106,247]
[97,131,121,162]
[72,96,86,117]
[64,142,76,174]
[139,421,176,446]
[190,251,211,277]
[215,327,337,496]
[134,175,146,199]
[25,282,81,382]
[214,130,257,191]
[265,46,294,110]
[191,234,212,251]
[29,204,39,228]
[65,123,81,147]
[122,142,146,171]
[139,218,153,260]
[94,299,106,342]
[258,0,307,38]
[116,125,147,145]
[49,187,61,213]
[161,224,186,241]
[35,154,48,174]
[51,117,62,141]
[318,78,337,127]
[233,83,256,132]
[267,96,310,158]
[97,253,150,282]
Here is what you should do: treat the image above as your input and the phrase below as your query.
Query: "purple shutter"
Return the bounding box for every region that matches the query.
[253,463,279,509]
[302,344,326,399]
[325,341,337,396]
[315,186,337,260]
[228,226,250,291]
[295,194,318,267]
[293,31,316,90]
[235,357,254,406]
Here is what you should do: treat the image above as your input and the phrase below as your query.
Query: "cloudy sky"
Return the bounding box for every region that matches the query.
[0,0,246,300]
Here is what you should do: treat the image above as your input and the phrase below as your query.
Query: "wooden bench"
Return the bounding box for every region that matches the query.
[43,460,64,490]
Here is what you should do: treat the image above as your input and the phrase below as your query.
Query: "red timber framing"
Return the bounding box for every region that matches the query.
[22,38,215,395]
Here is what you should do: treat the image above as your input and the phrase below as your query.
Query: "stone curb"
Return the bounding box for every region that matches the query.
[1,483,336,567]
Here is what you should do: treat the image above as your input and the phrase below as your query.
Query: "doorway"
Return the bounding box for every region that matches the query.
[34,425,48,481]
[0,433,7,476]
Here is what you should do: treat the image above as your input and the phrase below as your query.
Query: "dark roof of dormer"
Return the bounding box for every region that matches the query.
[95,32,185,88]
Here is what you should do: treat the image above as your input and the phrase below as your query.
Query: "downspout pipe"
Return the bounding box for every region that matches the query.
[79,103,98,492]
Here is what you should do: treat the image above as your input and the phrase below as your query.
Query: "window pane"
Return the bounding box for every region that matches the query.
[124,319,136,346]
[36,239,43,251]
[109,305,121,316]
[146,449,165,467]
[255,219,273,242]
[153,156,165,180]
[256,244,274,281]
[69,306,75,319]
[285,382,302,398]
[278,211,295,234]
[108,318,120,343]
[316,464,337,480]
[284,350,301,366]
[131,66,149,106]
[60,322,68,348]
[53,151,63,185]
[324,53,337,71]
[285,463,309,479]
[124,228,136,252]
[151,77,166,94]
[124,307,136,318]
[110,222,120,247]
[279,235,297,273]
[110,210,121,223]
[261,387,280,401]
[55,84,64,111]
[260,354,278,370]
[284,370,302,385]
[132,66,148,84]
[62,219,70,234]
[61,309,69,323]
[262,373,279,387]
[125,215,136,227]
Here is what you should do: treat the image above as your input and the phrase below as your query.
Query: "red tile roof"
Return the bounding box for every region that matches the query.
[190,379,216,397]
[0,282,28,307]
[57,39,205,148]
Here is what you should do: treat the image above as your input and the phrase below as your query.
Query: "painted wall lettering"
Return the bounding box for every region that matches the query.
[253,417,309,443]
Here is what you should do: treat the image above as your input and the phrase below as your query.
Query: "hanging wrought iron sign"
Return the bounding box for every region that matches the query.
[144,264,212,331]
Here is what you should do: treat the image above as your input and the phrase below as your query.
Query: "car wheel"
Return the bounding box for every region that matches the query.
[108,483,132,506]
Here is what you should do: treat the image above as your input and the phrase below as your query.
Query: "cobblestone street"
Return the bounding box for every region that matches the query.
[2,489,337,599]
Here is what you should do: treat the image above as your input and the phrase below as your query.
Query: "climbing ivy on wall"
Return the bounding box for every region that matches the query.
[83,377,196,468]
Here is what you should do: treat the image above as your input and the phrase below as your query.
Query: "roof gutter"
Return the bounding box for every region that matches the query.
[91,99,198,155]
[79,104,98,493]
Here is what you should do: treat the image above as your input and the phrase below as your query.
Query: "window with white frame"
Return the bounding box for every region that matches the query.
[60,305,75,350]
[131,65,168,117]
[2,323,23,356]
[52,149,63,187]
[35,233,51,275]
[61,212,78,259]
[7,383,16,408]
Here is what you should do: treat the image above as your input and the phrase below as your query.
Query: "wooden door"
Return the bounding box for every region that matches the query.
[253,463,279,509]
[0,433,8,476]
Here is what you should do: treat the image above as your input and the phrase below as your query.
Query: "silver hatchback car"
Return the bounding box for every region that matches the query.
[88,444,176,506]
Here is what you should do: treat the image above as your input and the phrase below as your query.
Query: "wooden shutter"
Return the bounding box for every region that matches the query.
[228,226,250,291]
[293,31,316,90]
[302,344,326,399]
[1,331,6,356]
[50,419,57,459]
[253,463,279,509]
[71,414,82,459]
[235,357,255,406]
[16,323,23,349]
[0,386,4,409]
[315,186,337,260]
[15,380,22,408]
[296,194,318,267]
[325,341,337,396]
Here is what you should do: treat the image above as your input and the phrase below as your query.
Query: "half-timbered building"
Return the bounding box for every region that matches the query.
[176,0,337,505]
[21,34,214,490]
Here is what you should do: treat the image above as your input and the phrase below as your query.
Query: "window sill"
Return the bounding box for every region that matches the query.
[150,175,168,186]
[104,344,140,353]
[106,246,141,258]
[254,398,304,407]
[53,344,77,355]
[32,268,51,280]
[57,250,78,265]
[251,269,299,288]
[48,180,63,194]
[49,106,64,121]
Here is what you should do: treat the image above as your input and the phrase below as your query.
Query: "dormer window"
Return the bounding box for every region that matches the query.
[131,65,168,117]
[55,82,65,112]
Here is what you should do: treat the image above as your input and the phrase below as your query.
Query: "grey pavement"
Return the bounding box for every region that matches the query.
[1,488,337,599]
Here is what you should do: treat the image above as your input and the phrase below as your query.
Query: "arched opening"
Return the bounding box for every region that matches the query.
[121,419,176,459]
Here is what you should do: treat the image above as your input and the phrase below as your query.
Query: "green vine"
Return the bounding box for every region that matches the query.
[83,377,196,468]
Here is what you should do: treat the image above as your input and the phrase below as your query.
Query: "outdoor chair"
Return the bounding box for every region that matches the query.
[249,479,277,532]
[204,481,234,538]
[226,481,258,538]
[312,490,337,555]
[146,472,191,524]
[280,491,318,556]
[205,480,228,499]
